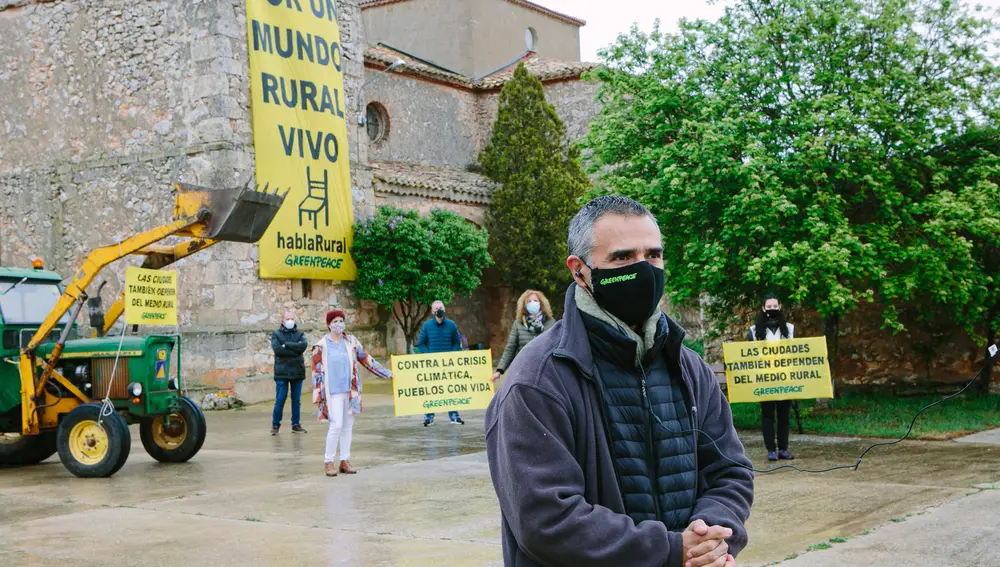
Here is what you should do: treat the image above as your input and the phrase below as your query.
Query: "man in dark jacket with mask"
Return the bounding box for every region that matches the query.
[486,196,754,567]
[271,309,308,436]
[417,300,465,426]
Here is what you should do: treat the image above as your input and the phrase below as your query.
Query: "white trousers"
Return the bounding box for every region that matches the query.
[324,392,354,463]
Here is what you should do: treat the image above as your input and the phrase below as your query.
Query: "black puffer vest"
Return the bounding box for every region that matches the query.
[581,312,698,530]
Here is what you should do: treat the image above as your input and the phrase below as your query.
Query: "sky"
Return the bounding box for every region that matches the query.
[532,0,1000,62]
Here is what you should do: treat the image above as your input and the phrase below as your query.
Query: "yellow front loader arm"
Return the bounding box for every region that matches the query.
[19,182,286,435]
[19,214,205,434]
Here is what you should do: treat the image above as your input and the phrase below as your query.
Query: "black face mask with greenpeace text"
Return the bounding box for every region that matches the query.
[589,261,665,327]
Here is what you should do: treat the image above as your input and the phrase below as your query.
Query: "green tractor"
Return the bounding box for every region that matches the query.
[0,183,285,477]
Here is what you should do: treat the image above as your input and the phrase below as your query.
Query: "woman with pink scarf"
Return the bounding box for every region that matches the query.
[311,309,392,477]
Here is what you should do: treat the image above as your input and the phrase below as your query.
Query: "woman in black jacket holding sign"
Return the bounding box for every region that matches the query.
[748,294,795,462]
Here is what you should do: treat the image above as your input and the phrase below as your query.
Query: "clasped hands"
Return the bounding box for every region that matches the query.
[681,519,736,567]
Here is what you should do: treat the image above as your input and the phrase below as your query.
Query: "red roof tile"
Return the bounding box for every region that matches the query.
[365,46,599,91]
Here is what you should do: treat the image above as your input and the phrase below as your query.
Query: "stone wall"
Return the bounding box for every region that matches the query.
[362,0,471,74]
[362,0,582,78]
[362,74,602,172]
[365,74,479,168]
[469,0,581,76]
[0,0,379,390]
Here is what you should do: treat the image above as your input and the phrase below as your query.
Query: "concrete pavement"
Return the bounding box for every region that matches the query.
[1,381,998,566]
[955,427,1000,445]
[773,486,1000,566]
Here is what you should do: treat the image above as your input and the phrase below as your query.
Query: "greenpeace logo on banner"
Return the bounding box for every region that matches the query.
[283,255,344,269]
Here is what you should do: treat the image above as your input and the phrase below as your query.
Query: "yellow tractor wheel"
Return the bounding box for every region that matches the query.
[56,403,131,478]
[140,396,206,463]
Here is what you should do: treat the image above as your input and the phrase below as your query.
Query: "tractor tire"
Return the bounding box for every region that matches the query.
[56,403,131,478]
[0,432,57,466]
[140,396,206,463]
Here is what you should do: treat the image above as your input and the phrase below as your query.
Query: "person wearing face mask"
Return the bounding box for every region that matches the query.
[748,295,795,462]
[270,309,309,436]
[311,309,392,477]
[494,290,555,382]
[486,196,753,567]
[416,300,465,426]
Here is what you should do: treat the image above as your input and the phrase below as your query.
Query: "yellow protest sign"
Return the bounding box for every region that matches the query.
[722,337,833,403]
[124,267,177,326]
[390,351,495,416]
[247,0,356,280]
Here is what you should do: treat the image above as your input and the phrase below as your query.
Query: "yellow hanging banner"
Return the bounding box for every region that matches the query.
[124,268,178,326]
[390,351,495,416]
[722,337,834,403]
[246,0,356,280]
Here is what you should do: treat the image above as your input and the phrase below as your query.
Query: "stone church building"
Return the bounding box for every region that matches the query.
[0,0,600,393]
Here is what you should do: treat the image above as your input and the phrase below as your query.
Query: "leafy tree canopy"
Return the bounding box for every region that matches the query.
[585,0,1000,348]
[352,206,493,352]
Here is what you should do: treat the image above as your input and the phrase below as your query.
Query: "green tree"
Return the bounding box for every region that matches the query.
[352,206,493,353]
[585,0,1000,373]
[480,63,589,304]
[897,128,1000,391]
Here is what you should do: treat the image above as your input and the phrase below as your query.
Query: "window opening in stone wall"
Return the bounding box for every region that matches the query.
[366,102,390,144]
[525,27,538,51]
[301,279,313,300]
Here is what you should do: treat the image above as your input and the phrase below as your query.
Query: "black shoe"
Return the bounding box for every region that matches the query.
[452,417,465,425]
[271,426,279,436]
[292,425,307,433]
[423,418,433,427]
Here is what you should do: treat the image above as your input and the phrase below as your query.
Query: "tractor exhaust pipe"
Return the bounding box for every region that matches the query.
[87,281,107,337]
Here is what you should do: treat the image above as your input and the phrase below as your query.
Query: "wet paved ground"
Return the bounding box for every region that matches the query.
[1,381,998,566]
[775,482,1000,567]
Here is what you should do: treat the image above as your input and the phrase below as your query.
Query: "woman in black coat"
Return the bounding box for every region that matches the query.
[748,294,795,462]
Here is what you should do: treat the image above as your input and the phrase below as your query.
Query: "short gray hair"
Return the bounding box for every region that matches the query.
[567,196,657,263]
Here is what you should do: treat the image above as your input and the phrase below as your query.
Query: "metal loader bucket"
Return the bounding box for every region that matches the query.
[173,182,287,243]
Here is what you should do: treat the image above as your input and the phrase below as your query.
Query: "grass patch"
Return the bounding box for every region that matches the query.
[889,516,907,523]
[807,542,833,552]
[244,517,262,522]
[730,393,1000,439]
[829,536,848,544]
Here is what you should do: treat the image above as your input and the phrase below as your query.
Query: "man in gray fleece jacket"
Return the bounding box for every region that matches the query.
[486,196,754,567]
